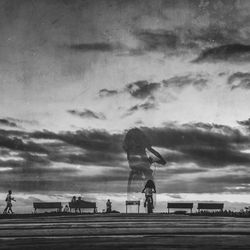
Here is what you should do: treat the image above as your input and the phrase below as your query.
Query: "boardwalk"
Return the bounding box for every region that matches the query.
[1,214,250,249]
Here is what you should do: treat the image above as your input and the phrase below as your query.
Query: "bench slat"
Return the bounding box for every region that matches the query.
[167,203,193,209]
[126,201,140,206]
[197,203,224,210]
[33,202,62,209]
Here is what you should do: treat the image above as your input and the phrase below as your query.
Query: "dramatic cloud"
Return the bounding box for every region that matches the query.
[228,72,250,90]
[31,129,124,154]
[142,124,250,168]
[0,131,47,154]
[126,81,161,99]
[237,118,250,127]
[68,109,106,120]
[99,89,118,97]
[193,44,250,63]
[0,121,250,194]
[0,119,17,127]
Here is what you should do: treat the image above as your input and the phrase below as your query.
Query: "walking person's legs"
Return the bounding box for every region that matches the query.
[7,204,13,214]
[3,205,8,214]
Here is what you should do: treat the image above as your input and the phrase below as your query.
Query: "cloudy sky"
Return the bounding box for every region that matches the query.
[1,0,250,212]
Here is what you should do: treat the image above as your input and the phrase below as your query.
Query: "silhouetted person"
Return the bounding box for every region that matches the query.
[106,199,112,213]
[3,190,16,214]
[123,128,166,200]
[63,205,69,213]
[71,196,77,213]
[77,196,82,213]
[142,180,156,208]
[71,196,77,203]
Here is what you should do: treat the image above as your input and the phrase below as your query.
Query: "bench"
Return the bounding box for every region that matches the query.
[33,202,62,213]
[69,200,97,213]
[197,203,224,212]
[167,203,193,214]
[126,200,140,213]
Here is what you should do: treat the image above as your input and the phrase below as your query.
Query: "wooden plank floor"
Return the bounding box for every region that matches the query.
[1,214,250,249]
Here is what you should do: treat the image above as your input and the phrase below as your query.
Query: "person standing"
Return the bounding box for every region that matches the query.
[77,196,82,213]
[106,199,112,213]
[3,190,16,214]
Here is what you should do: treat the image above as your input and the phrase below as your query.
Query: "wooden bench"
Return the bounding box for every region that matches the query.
[33,202,62,213]
[167,203,193,214]
[197,203,224,212]
[69,200,97,213]
[125,200,140,213]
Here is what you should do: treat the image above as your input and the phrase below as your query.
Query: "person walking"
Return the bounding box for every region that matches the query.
[3,190,16,214]
[142,179,156,208]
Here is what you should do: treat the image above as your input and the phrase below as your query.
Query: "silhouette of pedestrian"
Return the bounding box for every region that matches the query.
[77,196,82,213]
[106,199,112,213]
[3,190,16,214]
[71,196,77,213]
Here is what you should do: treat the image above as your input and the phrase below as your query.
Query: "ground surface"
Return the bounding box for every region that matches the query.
[1,213,250,249]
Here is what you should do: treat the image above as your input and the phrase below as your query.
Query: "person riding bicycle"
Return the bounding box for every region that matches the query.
[142,180,156,208]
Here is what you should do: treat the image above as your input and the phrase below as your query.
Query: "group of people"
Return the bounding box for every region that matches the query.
[70,196,83,213]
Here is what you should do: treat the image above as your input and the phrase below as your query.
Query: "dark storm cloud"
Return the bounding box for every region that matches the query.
[1,121,250,193]
[228,72,250,90]
[162,74,208,90]
[65,43,116,52]
[0,131,47,153]
[31,129,124,154]
[2,122,250,173]
[142,124,250,167]
[30,123,250,170]
[68,109,106,120]
[126,80,161,99]
[30,123,250,171]
[237,118,250,127]
[99,89,118,97]
[0,119,17,127]
[193,44,250,63]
